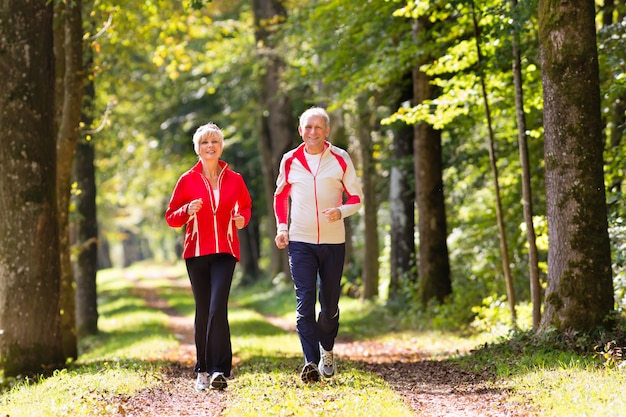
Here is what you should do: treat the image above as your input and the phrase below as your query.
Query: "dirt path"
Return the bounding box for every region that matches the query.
[115,279,536,417]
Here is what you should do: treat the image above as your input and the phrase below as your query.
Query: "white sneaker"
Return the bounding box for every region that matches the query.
[209,372,227,390]
[195,372,210,391]
[318,343,336,378]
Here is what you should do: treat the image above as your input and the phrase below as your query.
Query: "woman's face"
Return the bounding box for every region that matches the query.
[197,134,223,162]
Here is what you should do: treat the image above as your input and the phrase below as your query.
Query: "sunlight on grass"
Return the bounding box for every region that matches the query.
[230,308,302,359]
[80,293,178,362]
[227,366,415,417]
[0,362,161,417]
[512,365,626,416]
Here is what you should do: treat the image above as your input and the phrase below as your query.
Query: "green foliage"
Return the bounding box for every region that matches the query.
[89,0,263,266]
[281,0,415,107]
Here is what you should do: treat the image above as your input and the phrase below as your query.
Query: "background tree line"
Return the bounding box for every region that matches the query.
[0,0,624,377]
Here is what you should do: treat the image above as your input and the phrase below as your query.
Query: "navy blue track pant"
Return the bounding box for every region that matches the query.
[288,241,345,364]
[185,253,236,376]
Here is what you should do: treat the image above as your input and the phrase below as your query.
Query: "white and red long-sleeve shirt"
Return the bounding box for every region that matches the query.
[274,141,363,244]
[165,160,252,260]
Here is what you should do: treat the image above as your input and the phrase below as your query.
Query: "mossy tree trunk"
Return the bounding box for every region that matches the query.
[538,0,614,332]
[0,0,65,376]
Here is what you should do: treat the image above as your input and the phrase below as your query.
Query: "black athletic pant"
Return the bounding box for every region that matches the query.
[185,253,236,376]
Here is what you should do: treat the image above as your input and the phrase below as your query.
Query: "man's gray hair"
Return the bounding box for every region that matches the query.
[299,107,329,128]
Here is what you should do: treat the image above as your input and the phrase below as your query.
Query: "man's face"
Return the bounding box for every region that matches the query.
[298,115,329,154]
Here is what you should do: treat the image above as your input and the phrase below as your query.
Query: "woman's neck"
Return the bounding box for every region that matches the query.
[202,160,221,177]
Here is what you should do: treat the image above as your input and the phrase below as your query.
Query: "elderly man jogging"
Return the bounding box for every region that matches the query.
[274,107,363,383]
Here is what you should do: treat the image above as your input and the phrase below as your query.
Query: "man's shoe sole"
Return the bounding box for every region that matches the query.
[301,362,320,383]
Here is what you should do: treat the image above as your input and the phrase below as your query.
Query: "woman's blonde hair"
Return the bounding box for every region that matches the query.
[192,123,224,155]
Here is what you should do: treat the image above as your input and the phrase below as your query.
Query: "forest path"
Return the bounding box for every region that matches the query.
[113,273,536,417]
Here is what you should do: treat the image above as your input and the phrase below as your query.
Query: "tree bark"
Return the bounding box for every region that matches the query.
[413,19,452,306]
[603,0,625,195]
[358,100,379,300]
[72,10,99,338]
[538,0,614,332]
[252,0,297,280]
[0,0,65,376]
[55,0,84,360]
[388,75,416,304]
[72,138,99,337]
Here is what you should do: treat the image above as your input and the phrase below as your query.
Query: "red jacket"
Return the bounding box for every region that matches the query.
[165,160,252,260]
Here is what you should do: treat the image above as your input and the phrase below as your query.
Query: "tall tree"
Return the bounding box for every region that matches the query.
[600,0,626,198]
[72,43,99,336]
[357,98,380,300]
[388,75,416,304]
[0,0,65,375]
[412,16,452,306]
[54,0,84,360]
[470,0,516,321]
[511,0,542,328]
[538,0,614,331]
[252,0,297,279]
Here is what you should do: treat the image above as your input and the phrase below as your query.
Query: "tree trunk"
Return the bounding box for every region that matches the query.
[0,0,65,376]
[604,0,625,195]
[413,19,452,306]
[73,12,99,338]
[358,101,380,300]
[329,111,355,269]
[511,0,542,329]
[252,0,297,280]
[54,0,84,360]
[72,138,99,337]
[238,220,261,285]
[470,0,516,322]
[538,0,614,332]
[388,75,416,304]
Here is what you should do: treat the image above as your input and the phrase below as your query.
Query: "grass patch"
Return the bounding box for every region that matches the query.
[228,360,413,417]
[1,362,163,417]
[79,267,180,362]
[513,365,626,416]
[452,328,626,416]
